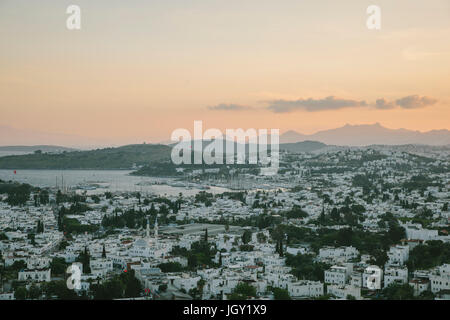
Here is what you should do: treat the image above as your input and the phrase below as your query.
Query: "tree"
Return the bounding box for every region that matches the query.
[443,203,448,212]
[256,232,267,243]
[50,257,67,276]
[330,207,340,222]
[39,190,49,205]
[14,287,27,300]
[76,247,91,274]
[36,220,44,233]
[318,206,326,225]
[204,228,208,242]
[382,283,414,300]
[157,262,184,273]
[159,284,167,292]
[188,255,198,269]
[33,194,39,207]
[102,244,106,259]
[277,238,284,257]
[285,253,329,282]
[123,270,142,298]
[6,184,31,206]
[242,230,252,244]
[229,282,257,300]
[28,233,35,245]
[91,195,100,204]
[418,290,435,300]
[272,287,291,300]
[370,249,388,267]
[407,241,450,271]
[28,284,41,299]
[136,192,141,205]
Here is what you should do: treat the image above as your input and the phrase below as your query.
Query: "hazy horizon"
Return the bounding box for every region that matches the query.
[1,122,449,149]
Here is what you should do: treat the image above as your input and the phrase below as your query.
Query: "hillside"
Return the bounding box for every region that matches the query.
[0,144,171,169]
[0,145,77,158]
[279,141,327,153]
[280,123,450,146]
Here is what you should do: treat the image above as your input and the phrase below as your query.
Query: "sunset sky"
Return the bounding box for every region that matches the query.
[1,0,449,145]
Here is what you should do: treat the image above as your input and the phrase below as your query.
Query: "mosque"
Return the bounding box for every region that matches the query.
[129,217,171,259]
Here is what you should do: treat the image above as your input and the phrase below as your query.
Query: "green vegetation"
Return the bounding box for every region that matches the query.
[0,144,171,169]
[62,216,99,234]
[381,283,415,300]
[402,175,442,191]
[0,181,32,206]
[90,269,142,299]
[272,287,291,300]
[285,253,330,282]
[407,240,450,271]
[283,205,309,219]
[50,257,69,276]
[157,262,185,273]
[170,241,217,270]
[76,247,91,274]
[229,282,257,300]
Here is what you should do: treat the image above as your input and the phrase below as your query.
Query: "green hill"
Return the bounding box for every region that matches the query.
[280,140,327,153]
[0,144,171,169]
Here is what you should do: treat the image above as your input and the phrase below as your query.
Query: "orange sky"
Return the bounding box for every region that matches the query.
[0,0,449,144]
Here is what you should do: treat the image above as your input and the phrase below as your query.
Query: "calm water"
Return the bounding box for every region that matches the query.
[0,169,230,197]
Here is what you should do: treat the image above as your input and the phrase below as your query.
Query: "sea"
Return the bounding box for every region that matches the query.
[0,169,230,197]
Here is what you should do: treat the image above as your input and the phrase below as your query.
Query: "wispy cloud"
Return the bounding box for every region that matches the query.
[374,98,396,110]
[207,103,252,111]
[395,95,438,109]
[266,96,367,113]
[209,95,438,114]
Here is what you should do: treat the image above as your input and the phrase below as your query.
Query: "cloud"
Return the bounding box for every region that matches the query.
[266,96,367,113]
[209,94,438,114]
[395,95,438,109]
[207,103,251,111]
[374,98,396,110]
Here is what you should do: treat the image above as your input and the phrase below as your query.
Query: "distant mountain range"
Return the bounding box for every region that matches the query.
[280,123,450,146]
[0,123,448,155]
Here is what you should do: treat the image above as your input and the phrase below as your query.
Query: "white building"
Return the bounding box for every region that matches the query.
[327,284,361,300]
[319,246,359,262]
[430,265,450,294]
[409,278,430,296]
[363,266,383,289]
[287,280,324,298]
[384,266,408,288]
[18,269,51,282]
[386,245,409,266]
[90,258,113,273]
[325,265,352,285]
